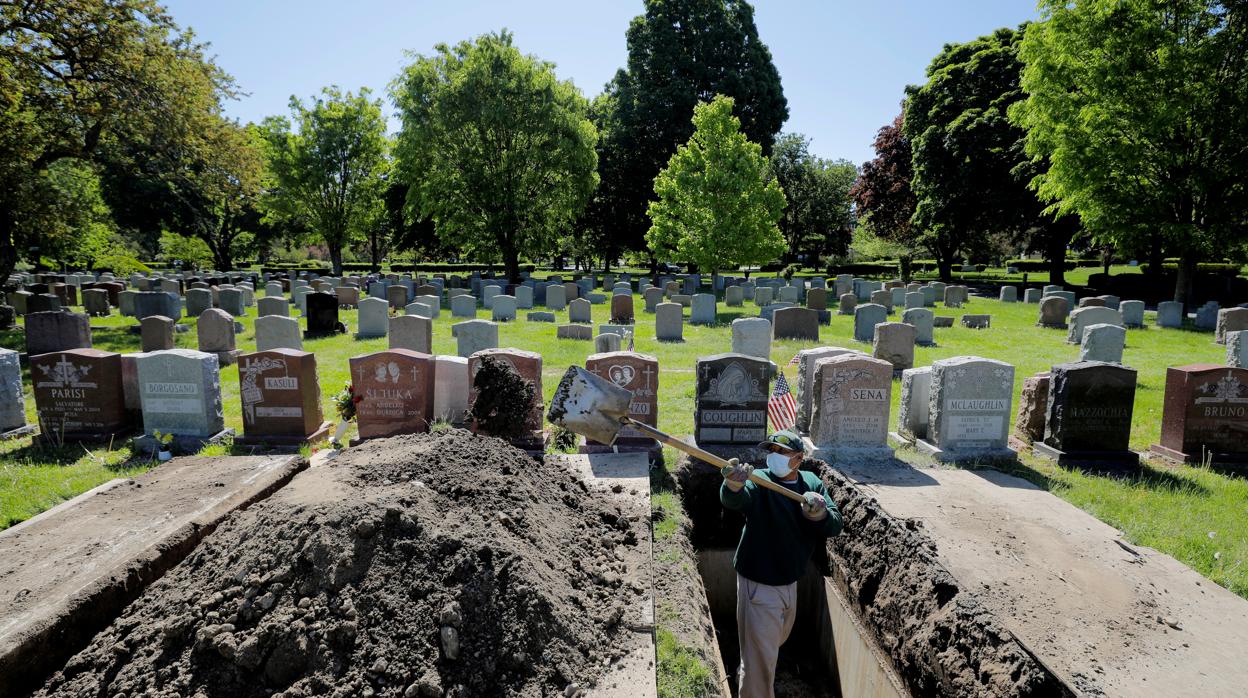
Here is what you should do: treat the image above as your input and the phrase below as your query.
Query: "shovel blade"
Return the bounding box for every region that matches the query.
[547,366,633,445]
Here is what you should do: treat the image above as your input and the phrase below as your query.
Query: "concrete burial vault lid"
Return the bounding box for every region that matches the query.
[0,455,306,697]
[836,461,1248,696]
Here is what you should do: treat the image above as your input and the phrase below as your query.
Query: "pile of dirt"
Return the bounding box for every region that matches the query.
[818,464,1070,697]
[37,429,648,697]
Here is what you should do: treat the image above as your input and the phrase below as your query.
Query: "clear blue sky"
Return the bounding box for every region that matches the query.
[162,0,1039,165]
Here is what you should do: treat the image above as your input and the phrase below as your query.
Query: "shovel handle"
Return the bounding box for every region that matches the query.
[624,420,808,505]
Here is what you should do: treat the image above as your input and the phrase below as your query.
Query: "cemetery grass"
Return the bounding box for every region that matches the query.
[0,294,1245,607]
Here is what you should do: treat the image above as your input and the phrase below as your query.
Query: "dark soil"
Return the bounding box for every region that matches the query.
[819,464,1071,697]
[469,356,536,439]
[36,430,648,697]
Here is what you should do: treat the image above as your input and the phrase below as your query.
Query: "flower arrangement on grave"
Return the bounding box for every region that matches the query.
[333,383,362,422]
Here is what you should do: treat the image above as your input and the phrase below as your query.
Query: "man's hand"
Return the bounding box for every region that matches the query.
[801,491,828,521]
[721,458,753,492]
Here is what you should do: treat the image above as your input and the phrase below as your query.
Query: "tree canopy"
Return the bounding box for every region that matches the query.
[1011,0,1248,303]
[646,95,786,274]
[851,113,920,278]
[770,133,857,264]
[391,30,598,282]
[261,87,388,276]
[594,0,787,265]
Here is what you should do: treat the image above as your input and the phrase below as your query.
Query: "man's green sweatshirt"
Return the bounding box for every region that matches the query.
[719,469,844,586]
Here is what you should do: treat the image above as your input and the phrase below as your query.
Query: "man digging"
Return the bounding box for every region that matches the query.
[720,429,843,698]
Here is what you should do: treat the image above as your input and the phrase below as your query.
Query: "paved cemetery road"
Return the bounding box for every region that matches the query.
[0,454,306,698]
[839,461,1248,696]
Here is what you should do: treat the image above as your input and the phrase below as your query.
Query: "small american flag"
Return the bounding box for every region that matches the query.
[787,353,801,367]
[768,370,797,431]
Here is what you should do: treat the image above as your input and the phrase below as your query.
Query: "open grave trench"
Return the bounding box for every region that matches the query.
[664,450,1073,697]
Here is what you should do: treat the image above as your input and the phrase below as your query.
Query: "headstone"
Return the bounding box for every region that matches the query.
[795,347,859,434]
[453,319,498,357]
[32,349,128,442]
[265,282,284,297]
[921,286,938,307]
[557,324,593,341]
[1150,364,1248,464]
[197,308,240,365]
[1066,306,1123,344]
[82,288,110,317]
[772,307,819,340]
[257,296,289,317]
[853,304,887,342]
[527,311,555,322]
[236,348,328,445]
[611,294,634,325]
[655,302,683,341]
[349,349,436,441]
[491,295,517,322]
[933,316,954,328]
[584,351,660,454]
[219,288,245,317]
[335,286,360,308]
[546,284,567,311]
[838,293,856,315]
[390,315,433,353]
[387,285,409,310]
[694,353,770,448]
[725,286,744,307]
[184,288,211,318]
[482,284,502,310]
[869,289,892,312]
[255,315,303,351]
[134,291,182,320]
[140,315,175,352]
[999,286,1018,303]
[1033,361,1137,469]
[433,355,470,424]
[872,322,916,373]
[896,366,932,442]
[731,317,772,359]
[1228,331,1248,369]
[753,287,774,307]
[960,314,991,329]
[0,349,27,434]
[27,293,61,314]
[806,354,894,460]
[901,307,934,345]
[643,287,664,312]
[805,288,827,312]
[904,292,924,310]
[594,333,621,353]
[1012,372,1051,446]
[919,356,1016,463]
[1156,301,1183,328]
[451,294,477,318]
[569,297,592,324]
[136,349,226,447]
[1077,297,1106,309]
[0,305,13,330]
[671,293,692,308]
[118,290,137,316]
[890,287,907,308]
[304,292,343,337]
[356,297,389,339]
[1023,288,1042,303]
[514,285,533,309]
[1080,323,1126,363]
[1037,296,1069,328]
[1215,308,1248,344]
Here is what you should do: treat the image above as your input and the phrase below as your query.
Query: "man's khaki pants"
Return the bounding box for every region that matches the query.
[736,572,797,698]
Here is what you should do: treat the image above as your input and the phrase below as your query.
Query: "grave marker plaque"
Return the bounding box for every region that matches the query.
[349,349,435,442]
[32,349,128,442]
[806,354,894,460]
[1151,364,1248,464]
[920,356,1016,463]
[1035,361,1138,470]
[694,353,770,447]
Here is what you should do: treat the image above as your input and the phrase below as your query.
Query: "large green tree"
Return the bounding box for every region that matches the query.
[0,0,230,281]
[1011,0,1248,304]
[851,113,921,280]
[392,31,598,282]
[770,133,857,264]
[905,26,1077,283]
[598,0,788,264]
[261,87,387,276]
[646,95,786,274]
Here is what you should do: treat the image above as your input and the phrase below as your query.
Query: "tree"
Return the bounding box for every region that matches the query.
[392,31,598,282]
[1011,1,1248,305]
[598,0,788,263]
[851,114,920,279]
[646,95,786,274]
[904,26,1077,283]
[770,133,857,264]
[0,0,232,282]
[262,87,387,276]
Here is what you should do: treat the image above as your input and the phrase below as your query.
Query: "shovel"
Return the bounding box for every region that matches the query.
[547,366,807,505]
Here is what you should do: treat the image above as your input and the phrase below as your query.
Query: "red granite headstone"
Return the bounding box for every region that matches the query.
[1151,364,1248,464]
[468,348,544,438]
[237,348,330,445]
[585,351,659,451]
[31,348,128,442]
[349,349,435,441]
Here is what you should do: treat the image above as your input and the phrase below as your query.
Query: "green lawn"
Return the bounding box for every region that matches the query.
[1,284,1246,598]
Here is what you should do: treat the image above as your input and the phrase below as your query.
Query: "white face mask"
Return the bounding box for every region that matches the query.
[766,452,793,477]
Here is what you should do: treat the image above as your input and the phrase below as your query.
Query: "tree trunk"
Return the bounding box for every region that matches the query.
[936,256,953,284]
[502,245,520,284]
[1046,233,1067,287]
[1174,251,1198,310]
[329,245,344,276]
[0,208,17,288]
[899,255,913,283]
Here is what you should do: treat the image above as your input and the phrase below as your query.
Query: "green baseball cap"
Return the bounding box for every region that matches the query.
[759,429,806,454]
